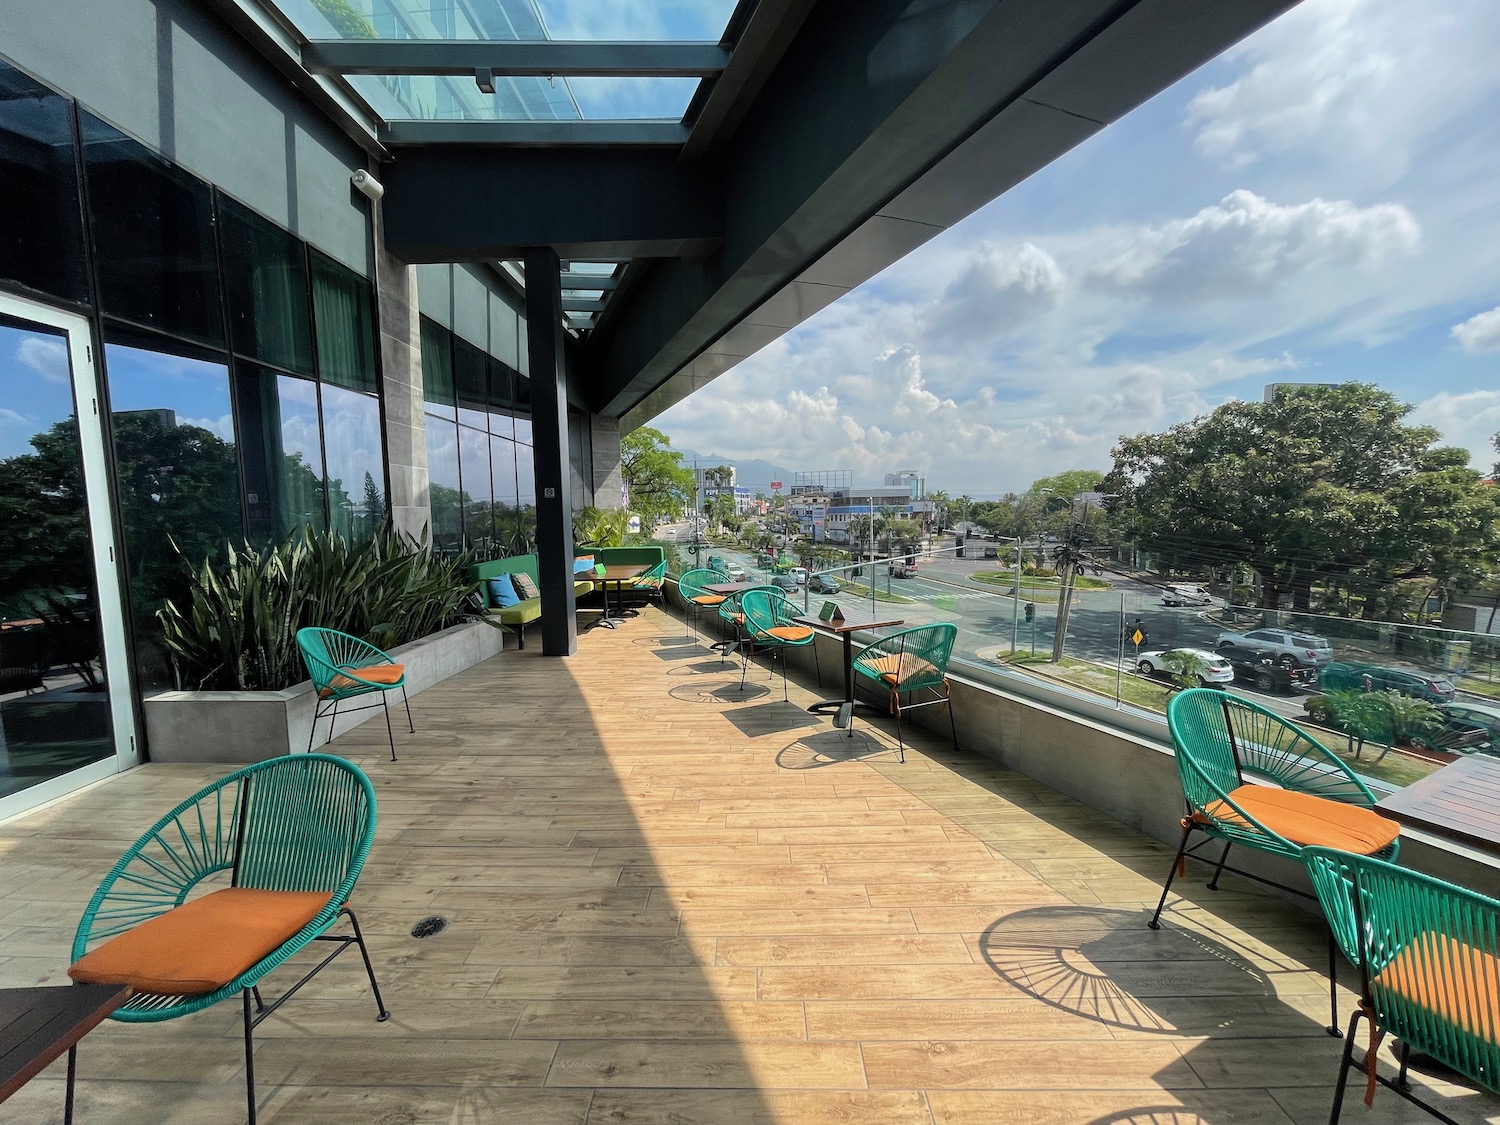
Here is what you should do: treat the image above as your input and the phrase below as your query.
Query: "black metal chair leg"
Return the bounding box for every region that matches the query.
[1328,1008,1363,1125]
[1149,821,1193,929]
[781,650,789,702]
[893,699,906,764]
[1206,841,1233,890]
[305,703,320,754]
[381,694,397,762]
[401,686,414,733]
[1396,1039,1412,1090]
[1325,928,1341,1037]
[324,698,339,746]
[64,1044,76,1125]
[252,985,266,1013]
[343,907,391,1021]
[243,989,257,1125]
[947,695,958,751]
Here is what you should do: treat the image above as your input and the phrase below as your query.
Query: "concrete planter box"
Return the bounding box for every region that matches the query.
[143,620,505,764]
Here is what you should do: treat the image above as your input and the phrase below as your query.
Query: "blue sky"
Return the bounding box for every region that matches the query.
[656,0,1500,493]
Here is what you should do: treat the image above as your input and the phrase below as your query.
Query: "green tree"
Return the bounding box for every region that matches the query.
[1105,383,1500,613]
[620,426,697,529]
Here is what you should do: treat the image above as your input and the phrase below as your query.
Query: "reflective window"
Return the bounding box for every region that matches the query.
[0,316,113,794]
[220,195,313,375]
[458,424,492,551]
[0,64,88,304]
[104,334,241,688]
[322,384,384,543]
[82,113,224,347]
[425,414,462,556]
[515,440,536,552]
[454,336,487,430]
[487,358,514,438]
[514,376,533,444]
[311,251,377,393]
[235,363,325,545]
[490,432,520,553]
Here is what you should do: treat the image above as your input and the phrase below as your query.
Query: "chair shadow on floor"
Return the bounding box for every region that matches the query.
[775,729,893,769]
[721,701,823,738]
[666,679,771,705]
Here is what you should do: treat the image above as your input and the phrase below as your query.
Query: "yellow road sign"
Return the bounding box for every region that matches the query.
[1131,629,1145,646]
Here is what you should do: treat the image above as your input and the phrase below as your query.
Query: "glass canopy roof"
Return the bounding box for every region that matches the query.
[269,0,732,122]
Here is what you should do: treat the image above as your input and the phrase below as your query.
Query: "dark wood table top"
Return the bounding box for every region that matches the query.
[704,581,771,596]
[1377,755,1500,854]
[0,984,128,1103]
[793,612,906,636]
[593,564,649,583]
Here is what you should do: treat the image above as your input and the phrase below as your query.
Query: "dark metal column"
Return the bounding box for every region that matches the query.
[523,247,577,656]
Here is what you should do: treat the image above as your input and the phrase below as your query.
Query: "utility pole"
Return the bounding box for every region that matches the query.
[1011,536,1022,656]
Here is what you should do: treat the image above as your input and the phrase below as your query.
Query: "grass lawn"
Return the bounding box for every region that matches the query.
[839,582,918,605]
[971,572,1112,603]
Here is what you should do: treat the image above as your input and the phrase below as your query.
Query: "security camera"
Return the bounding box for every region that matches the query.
[351,169,384,201]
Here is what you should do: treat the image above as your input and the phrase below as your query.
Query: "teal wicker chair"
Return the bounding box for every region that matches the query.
[850,623,959,763]
[65,754,388,1125]
[738,589,817,701]
[677,567,728,643]
[714,583,781,666]
[297,627,413,761]
[1152,688,1401,1034]
[1303,847,1500,1124]
[628,559,668,609]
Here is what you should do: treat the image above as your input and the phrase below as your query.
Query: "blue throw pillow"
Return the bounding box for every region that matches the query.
[573,555,597,574]
[487,574,521,608]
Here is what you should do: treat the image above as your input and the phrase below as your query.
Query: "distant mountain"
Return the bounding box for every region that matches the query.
[671,448,798,493]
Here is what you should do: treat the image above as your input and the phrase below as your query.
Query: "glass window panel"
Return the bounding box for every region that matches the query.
[82,113,224,347]
[321,384,385,544]
[104,333,241,689]
[419,317,455,419]
[489,432,519,554]
[454,336,487,430]
[514,375,532,444]
[233,364,326,546]
[219,195,314,374]
[487,358,514,438]
[0,63,88,304]
[458,424,492,553]
[311,250,377,393]
[514,440,536,555]
[0,316,114,794]
[489,296,518,369]
[425,413,463,557]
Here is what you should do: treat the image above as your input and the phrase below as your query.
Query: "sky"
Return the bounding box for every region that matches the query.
[652,0,1500,494]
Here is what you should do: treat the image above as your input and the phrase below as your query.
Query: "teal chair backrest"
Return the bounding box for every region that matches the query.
[854,623,957,690]
[1303,846,1500,1093]
[296,628,396,700]
[740,589,808,641]
[1167,689,1377,812]
[721,583,779,621]
[679,568,726,600]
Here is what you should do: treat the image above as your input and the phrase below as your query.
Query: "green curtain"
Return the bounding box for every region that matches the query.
[312,254,376,393]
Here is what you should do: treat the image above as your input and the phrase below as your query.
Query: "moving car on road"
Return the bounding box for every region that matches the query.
[772,574,799,591]
[1439,701,1500,745]
[1161,584,1213,607]
[1215,643,1318,693]
[809,574,841,594]
[1135,647,1235,685]
[1215,627,1333,666]
[889,563,917,579]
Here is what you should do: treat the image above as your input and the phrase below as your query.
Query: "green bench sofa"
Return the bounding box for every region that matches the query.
[468,555,595,650]
[574,545,666,570]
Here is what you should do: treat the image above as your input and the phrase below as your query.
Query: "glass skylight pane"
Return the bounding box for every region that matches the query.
[533,0,738,41]
[566,77,701,120]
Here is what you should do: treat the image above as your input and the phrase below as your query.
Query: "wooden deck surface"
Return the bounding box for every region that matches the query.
[2,605,1497,1124]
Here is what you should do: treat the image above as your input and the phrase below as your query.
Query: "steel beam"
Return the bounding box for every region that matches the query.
[560,273,619,291]
[380,120,691,147]
[303,39,728,77]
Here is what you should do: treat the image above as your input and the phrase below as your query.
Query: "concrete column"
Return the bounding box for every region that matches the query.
[591,415,623,509]
[523,247,576,657]
[371,197,430,541]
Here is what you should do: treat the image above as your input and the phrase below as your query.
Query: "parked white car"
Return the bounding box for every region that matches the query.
[1136,647,1235,685]
[1215,627,1333,666]
[1161,584,1213,607]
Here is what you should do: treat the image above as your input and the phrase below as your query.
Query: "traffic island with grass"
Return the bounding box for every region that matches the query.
[970,572,1112,603]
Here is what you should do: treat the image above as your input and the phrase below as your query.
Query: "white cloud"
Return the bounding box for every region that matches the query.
[17,336,70,385]
[0,408,27,426]
[1184,0,1500,181]
[1086,190,1420,302]
[1410,390,1500,470]
[920,242,1066,348]
[181,413,236,443]
[1451,306,1500,354]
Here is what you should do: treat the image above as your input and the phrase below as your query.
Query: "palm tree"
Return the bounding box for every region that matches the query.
[877,505,901,555]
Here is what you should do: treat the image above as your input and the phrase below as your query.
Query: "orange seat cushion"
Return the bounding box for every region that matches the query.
[1203,786,1399,855]
[862,652,939,686]
[768,625,814,643]
[1374,933,1500,1029]
[692,595,726,606]
[321,663,404,697]
[69,888,332,996]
